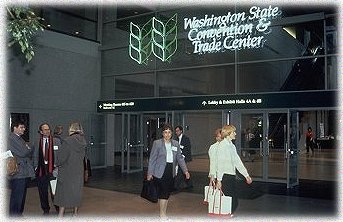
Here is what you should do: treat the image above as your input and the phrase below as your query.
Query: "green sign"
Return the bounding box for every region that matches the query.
[129,14,178,64]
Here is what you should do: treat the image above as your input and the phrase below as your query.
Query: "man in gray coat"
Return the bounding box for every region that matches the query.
[8,120,35,216]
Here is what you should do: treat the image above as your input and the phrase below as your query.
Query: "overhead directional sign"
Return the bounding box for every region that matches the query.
[97,90,337,113]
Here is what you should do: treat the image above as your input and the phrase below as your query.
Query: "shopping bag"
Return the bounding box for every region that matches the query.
[208,189,232,216]
[50,178,57,195]
[203,181,216,205]
[140,179,158,203]
[6,156,18,176]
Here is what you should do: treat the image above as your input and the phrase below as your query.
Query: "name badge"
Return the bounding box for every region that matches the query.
[53,145,59,150]
[172,146,177,151]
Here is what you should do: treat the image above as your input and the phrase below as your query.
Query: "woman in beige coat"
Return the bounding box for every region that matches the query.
[54,122,86,217]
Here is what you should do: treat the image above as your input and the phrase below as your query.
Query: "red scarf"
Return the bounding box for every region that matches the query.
[37,134,54,176]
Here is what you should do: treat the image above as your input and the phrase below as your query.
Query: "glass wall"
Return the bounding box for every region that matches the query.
[100,4,338,99]
[34,6,98,41]
[157,66,235,97]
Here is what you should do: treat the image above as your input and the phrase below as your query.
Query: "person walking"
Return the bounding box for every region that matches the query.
[216,124,252,216]
[8,120,35,216]
[147,124,190,219]
[174,125,193,191]
[306,127,315,154]
[54,122,86,217]
[208,128,222,184]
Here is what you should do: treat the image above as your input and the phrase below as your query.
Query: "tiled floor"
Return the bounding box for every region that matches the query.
[3,183,338,220]
[2,150,340,220]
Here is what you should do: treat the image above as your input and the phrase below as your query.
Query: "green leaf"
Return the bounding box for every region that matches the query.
[7,6,45,63]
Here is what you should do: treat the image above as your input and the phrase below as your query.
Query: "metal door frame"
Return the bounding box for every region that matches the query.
[287,110,299,188]
[237,109,292,184]
[88,113,107,169]
[121,112,144,173]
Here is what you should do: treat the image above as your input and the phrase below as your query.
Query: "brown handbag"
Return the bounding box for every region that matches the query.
[7,157,18,176]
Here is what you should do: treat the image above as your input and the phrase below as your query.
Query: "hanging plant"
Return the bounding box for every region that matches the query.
[7,7,45,62]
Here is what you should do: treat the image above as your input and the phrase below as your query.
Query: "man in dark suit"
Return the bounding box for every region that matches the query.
[33,123,57,215]
[8,120,35,216]
[174,125,193,191]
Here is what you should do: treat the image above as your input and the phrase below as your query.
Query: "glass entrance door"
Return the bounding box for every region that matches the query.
[288,110,299,188]
[240,110,296,184]
[241,113,264,180]
[267,112,288,182]
[121,113,144,173]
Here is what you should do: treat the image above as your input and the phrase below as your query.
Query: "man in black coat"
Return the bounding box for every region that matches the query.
[174,126,193,191]
[33,123,58,215]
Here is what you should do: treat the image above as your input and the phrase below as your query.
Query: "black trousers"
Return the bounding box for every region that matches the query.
[9,178,29,216]
[221,174,238,214]
[306,141,314,153]
[37,174,53,213]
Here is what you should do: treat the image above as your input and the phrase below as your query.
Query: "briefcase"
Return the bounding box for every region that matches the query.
[140,179,158,203]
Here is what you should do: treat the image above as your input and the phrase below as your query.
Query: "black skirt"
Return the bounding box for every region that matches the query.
[154,163,174,199]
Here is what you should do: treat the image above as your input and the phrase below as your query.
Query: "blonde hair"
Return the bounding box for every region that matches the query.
[68,122,84,136]
[221,124,236,138]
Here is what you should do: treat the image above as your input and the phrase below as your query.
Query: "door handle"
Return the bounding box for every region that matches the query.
[259,140,263,156]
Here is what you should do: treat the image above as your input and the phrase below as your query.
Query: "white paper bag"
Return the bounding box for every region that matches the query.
[208,190,232,215]
[50,179,57,195]
[203,183,216,204]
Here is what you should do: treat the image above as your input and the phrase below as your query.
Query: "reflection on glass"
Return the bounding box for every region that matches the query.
[241,113,263,179]
[238,58,325,93]
[158,66,235,97]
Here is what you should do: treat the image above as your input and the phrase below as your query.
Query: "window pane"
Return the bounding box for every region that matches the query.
[56,7,98,21]
[103,22,128,47]
[115,73,154,99]
[158,66,235,97]
[238,58,325,93]
[327,56,337,89]
[42,9,97,41]
[101,76,115,99]
[102,48,156,75]
[326,17,337,54]
[237,20,324,62]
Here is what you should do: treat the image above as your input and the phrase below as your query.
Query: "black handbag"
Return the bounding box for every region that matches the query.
[140,179,158,203]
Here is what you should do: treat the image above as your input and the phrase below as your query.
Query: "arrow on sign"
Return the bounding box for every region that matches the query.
[202,101,207,106]
[99,104,103,109]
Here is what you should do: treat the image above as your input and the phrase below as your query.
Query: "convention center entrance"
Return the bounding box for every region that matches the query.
[113,108,337,188]
[236,110,299,187]
[115,109,300,188]
[99,90,337,188]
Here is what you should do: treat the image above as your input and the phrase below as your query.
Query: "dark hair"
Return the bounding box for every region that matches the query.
[162,123,173,132]
[308,127,312,131]
[11,120,25,132]
[38,122,50,132]
[53,125,63,135]
[175,125,183,132]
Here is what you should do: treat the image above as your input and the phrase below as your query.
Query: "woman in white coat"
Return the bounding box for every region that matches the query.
[216,124,252,216]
